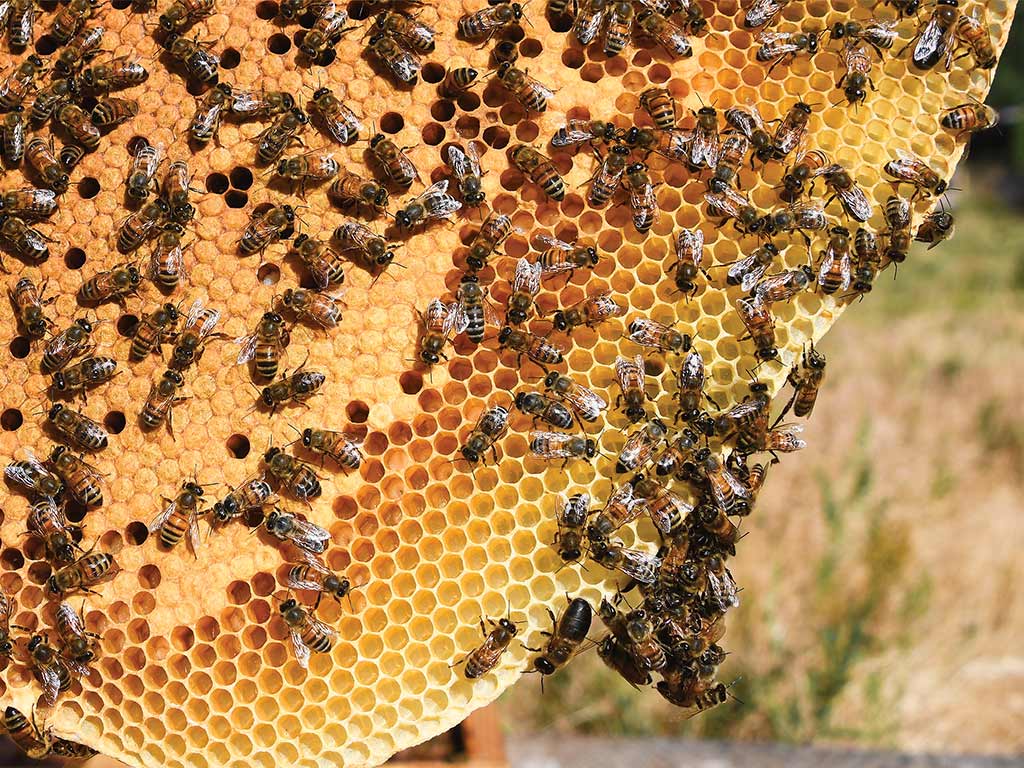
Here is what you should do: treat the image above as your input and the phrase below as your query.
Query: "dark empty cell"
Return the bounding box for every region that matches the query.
[64,247,86,269]
[422,123,445,146]
[1,548,25,570]
[549,13,573,33]
[116,314,140,338]
[580,63,603,83]
[348,1,372,19]
[297,11,317,28]
[520,38,542,57]
[230,166,254,190]
[226,434,250,459]
[35,35,58,55]
[380,112,404,134]
[257,264,280,286]
[78,177,100,198]
[65,499,88,523]
[1,408,23,431]
[561,49,584,69]
[125,522,149,546]
[346,400,370,423]
[127,136,149,155]
[186,80,209,97]
[421,63,445,83]
[9,337,30,359]
[482,126,510,149]
[430,100,455,122]
[455,117,480,140]
[255,0,278,19]
[221,48,241,69]
[500,169,523,192]
[456,92,481,112]
[267,33,291,54]
[111,0,132,8]
[225,190,248,208]
[104,411,126,434]
[399,371,423,395]
[206,172,229,194]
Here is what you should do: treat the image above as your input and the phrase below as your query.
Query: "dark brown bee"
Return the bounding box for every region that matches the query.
[551,291,625,333]
[453,273,496,344]
[29,78,76,124]
[299,5,354,61]
[278,0,330,20]
[26,137,69,193]
[54,25,105,76]
[940,101,998,138]
[46,551,118,597]
[333,222,397,275]
[51,355,117,400]
[50,0,97,43]
[7,0,36,48]
[367,31,422,83]
[534,234,600,278]
[54,601,99,665]
[772,101,811,160]
[915,210,955,249]
[460,405,509,465]
[159,0,215,31]
[278,597,337,669]
[627,318,691,354]
[499,326,564,369]
[695,448,750,516]
[616,417,668,473]
[60,142,86,172]
[670,227,706,296]
[236,311,289,381]
[26,634,75,707]
[817,225,853,295]
[3,706,51,760]
[908,0,959,70]
[289,235,346,289]
[78,262,142,307]
[753,265,815,304]
[239,204,295,256]
[1,106,26,166]
[189,82,231,145]
[467,212,514,271]
[263,450,322,502]
[276,151,340,197]
[90,97,139,129]
[286,550,354,609]
[736,296,777,361]
[126,141,163,201]
[47,403,108,452]
[417,298,459,365]
[279,288,343,329]
[779,343,826,420]
[118,198,170,253]
[230,89,294,121]
[625,610,666,671]
[778,147,831,201]
[623,162,658,233]
[441,66,479,97]
[603,1,635,57]
[309,86,360,145]
[506,256,542,325]
[149,480,205,552]
[590,538,661,583]
[529,597,592,675]
[574,0,609,45]
[49,738,98,760]
[544,372,606,423]
[830,18,897,56]
[264,508,328,552]
[848,227,880,295]
[0,593,16,660]
[5,449,64,498]
[256,107,308,165]
[511,144,564,200]
[882,194,913,264]
[0,187,57,220]
[212,474,273,524]
[369,132,417,187]
[639,87,678,130]
[635,7,693,58]
[446,143,486,207]
[634,474,691,536]
[551,492,591,561]
[0,212,49,263]
[883,0,919,16]
[756,29,821,72]
[329,169,388,216]
[394,179,463,229]
[615,353,648,422]
[459,1,523,39]
[258,364,326,414]
[493,62,553,113]
[460,616,518,678]
[161,33,220,83]
[551,117,619,149]
[588,479,643,539]
[705,185,760,233]
[654,429,698,477]
[42,318,95,373]
[147,223,187,291]
[377,8,434,51]
[588,144,629,207]
[709,134,750,193]
[956,9,996,69]
[0,54,44,111]
[726,242,780,291]
[140,369,187,433]
[170,298,222,370]
[80,56,149,93]
[599,634,652,687]
[294,426,363,471]
[743,0,786,28]
[9,276,54,338]
[49,445,102,508]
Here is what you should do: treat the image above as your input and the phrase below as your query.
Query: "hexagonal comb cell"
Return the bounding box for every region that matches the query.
[0,0,1012,766]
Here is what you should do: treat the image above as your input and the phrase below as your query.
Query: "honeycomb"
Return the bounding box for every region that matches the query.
[0,0,1014,765]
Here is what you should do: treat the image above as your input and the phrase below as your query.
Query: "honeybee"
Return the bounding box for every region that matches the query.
[658,666,732,712]
[838,44,875,105]
[772,101,811,160]
[505,256,542,325]
[544,371,607,422]
[551,118,619,149]
[849,227,880,295]
[49,446,102,508]
[333,222,398,276]
[117,198,170,253]
[688,106,721,170]
[705,186,760,233]
[534,234,600,278]
[515,390,574,431]
[374,8,433,52]
[590,538,661,583]
[212,474,273,524]
[0,213,50,262]
[276,151,340,197]
[616,417,668,473]
[161,33,220,83]
[956,8,996,69]
[915,210,955,249]
[89,97,138,128]
[78,262,143,308]
[550,291,626,333]
[743,0,786,28]
[460,615,519,678]
[265,507,330,553]
[752,265,815,304]
[416,298,460,365]
[654,428,698,477]
[441,66,480,97]
[736,296,777,361]
[602,1,634,56]
[58,102,102,151]
[668,227,706,296]
[7,0,36,48]
[263,449,322,501]
[466,212,514,270]
[511,144,564,200]
[695,448,750,516]
[258,364,326,414]
[48,403,108,452]
[171,298,222,370]
[367,32,421,84]
[278,0,330,20]
[778,146,831,200]
[639,87,678,131]
[529,597,592,675]
[124,141,163,202]
[573,0,608,44]
[29,78,76,124]
[587,479,643,540]
[46,551,118,597]
[830,18,897,56]
[256,108,308,165]
[236,311,289,381]
[286,549,353,608]
[885,150,947,198]
[493,62,553,112]
[676,348,715,420]
[817,225,852,295]
[882,195,912,264]
[54,601,98,665]
[159,0,215,31]
[6,449,64,498]
[299,5,354,60]
[79,56,149,93]
[48,738,98,760]
[625,610,667,671]
[624,162,658,233]
[147,223,187,291]
[940,101,998,138]
[491,38,519,65]
[3,706,51,760]
[627,318,692,354]
[759,200,828,242]
[599,634,652,687]
[529,430,597,465]
[756,29,821,71]
[54,25,105,76]
[60,143,86,173]
[634,474,691,536]
[445,144,485,207]
[239,204,295,256]
[294,426,363,471]
[51,355,117,401]
[26,137,69,193]
[635,8,693,58]
[819,164,871,222]
[140,369,187,433]
[0,54,44,111]
[369,132,417,187]
[9,276,54,338]
[278,288,343,329]
[395,179,462,229]
[309,86,360,145]
[0,188,56,221]
[709,134,750,193]
[459,1,523,39]
[587,145,629,207]
[453,273,497,344]
[908,0,959,71]
[278,597,337,669]
[779,343,826,420]
[189,82,231,145]
[27,633,76,706]
[726,242,779,291]
[329,170,388,217]
[42,317,95,373]
[460,405,509,465]
[615,353,648,422]
[230,89,294,120]
[1,107,25,166]
[499,326,565,369]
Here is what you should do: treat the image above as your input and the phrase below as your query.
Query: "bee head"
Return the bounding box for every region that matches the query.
[260,387,276,406]
[48,403,63,419]
[496,61,513,76]
[533,657,556,675]
[264,446,282,462]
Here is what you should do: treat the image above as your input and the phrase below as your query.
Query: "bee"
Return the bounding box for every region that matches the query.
[882,195,912,264]
[515,391,574,431]
[492,42,520,71]
[258,364,326,414]
[884,0,920,16]
[48,446,102,508]
[529,597,593,675]
[79,56,148,93]
[42,318,95,373]
[885,150,947,198]
[256,107,308,165]
[511,144,564,200]
[0,593,17,661]
[46,551,118,597]
[590,538,661,583]
[529,430,597,464]
[332,222,397,275]
[654,429,698,477]
[752,265,815,303]
[772,101,811,160]
[940,101,998,138]
[635,8,693,58]
[276,151,340,197]
[50,0,96,44]
[534,234,600,278]
[29,78,75,124]
[188,82,231,145]
[675,348,714,420]
[499,326,564,369]
[441,66,479,97]
[263,449,321,501]
[117,198,170,253]
[5,449,64,498]
[759,199,828,242]
[725,242,779,291]
[709,135,750,193]
[616,418,668,473]
[3,706,51,760]
[239,204,295,256]
[603,1,634,57]
[506,257,542,325]
[756,29,821,71]
[639,87,678,131]
[599,634,652,687]
[493,62,553,113]
[140,369,187,433]
[624,610,666,671]
[78,262,143,307]
[395,179,463,229]
[162,161,195,224]
[667,227,706,296]
[161,33,220,83]
[369,132,417,187]
[278,597,337,669]
[624,161,659,233]
[459,1,523,39]
[460,404,509,465]
[236,311,289,381]
[695,449,750,516]
[0,212,49,262]
[544,371,607,422]
[551,291,626,333]
[736,296,777,361]
[211,474,273,524]
[1,107,25,166]
[49,738,98,760]
[294,426,363,471]
[587,144,629,207]
[54,601,99,665]
[377,8,434,51]
[286,550,353,608]
[285,236,343,290]
[627,318,692,354]
[821,164,872,222]
[26,634,75,706]
[551,118,618,150]
[7,0,36,48]
[956,8,996,69]
[908,0,959,70]
[848,227,880,295]
[573,0,608,45]
[658,666,731,712]
[51,355,117,400]
[634,474,691,536]
[54,25,105,76]
[778,147,831,200]
[125,141,163,201]
[47,404,108,452]
[298,5,354,60]
[460,615,519,678]
[915,210,955,249]
[838,44,875,105]
[587,480,643,540]
[329,170,388,217]
[309,87,360,145]
[230,89,294,120]
[264,508,329,552]
[89,97,139,129]
[26,137,69,193]
[466,212,514,270]
[278,0,330,20]
[60,142,86,173]
[688,106,721,170]
[367,32,421,84]
[778,343,826,421]
[8,276,54,338]
[159,0,215,31]
[615,353,649,423]
[0,54,44,111]
[743,0,786,28]
[829,18,897,56]
[453,273,496,344]
[705,186,760,233]
[170,298,222,370]
[279,288,343,329]
[446,144,486,207]
[816,225,853,295]
[417,298,460,365]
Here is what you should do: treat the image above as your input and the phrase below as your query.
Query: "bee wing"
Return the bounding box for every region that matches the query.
[912,15,945,63]
[63,656,92,679]
[5,457,44,489]
[55,601,85,639]
[442,301,469,336]
[839,186,873,223]
[585,292,626,320]
[187,509,201,555]
[147,498,177,534]
[551,128,596,147]
[629,179,657,213]
[37,662,61,706]
[817,247,837,288]
[838,252,852,290]
[184,298,206,329]
[574,6,605,44]
[690,129,719,169]
[679,348,705,386]
[289,630,311,669]
[740,258,770,293]
[290,518,331,550]
[529,430,572,456]
[147,242,184,282]
[533,233,573,251]
[616,548,661,584]
[768,423,806,452]
[675,228,704,264]
[423,184,463,219]
[756,30,792,44]
[627,318,666,348]
[723,465,752,500]
[564,382,606,419]
[445,145,473,179]
[512,257,542,296]
[648,493,692,535]
[388,50,421,84]
[234,332,258,365]
[605,478,636,509]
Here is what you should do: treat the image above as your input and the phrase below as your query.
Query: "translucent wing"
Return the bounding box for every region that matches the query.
[147,497,178,534]
[529,430,574,458]
[37,663,61,706]
[675,228,704,267]
[533,233,573,251]
[288,517,331,552]
[388,49,421,83]
[55,601,85,639]
[838,186,873,223]
[562,382,606,420]
[418,179,462,219]
[767,423,806,452]
[512,257,541,296]
[289,630,311,669]
[551,128,596,147]
[678,349,705,387]
[627,319,670,348]
[5,452,47,489]
[614,546,661,583]
[913,15,945,64]
[187,509,201,555]
[446,145,479,179]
